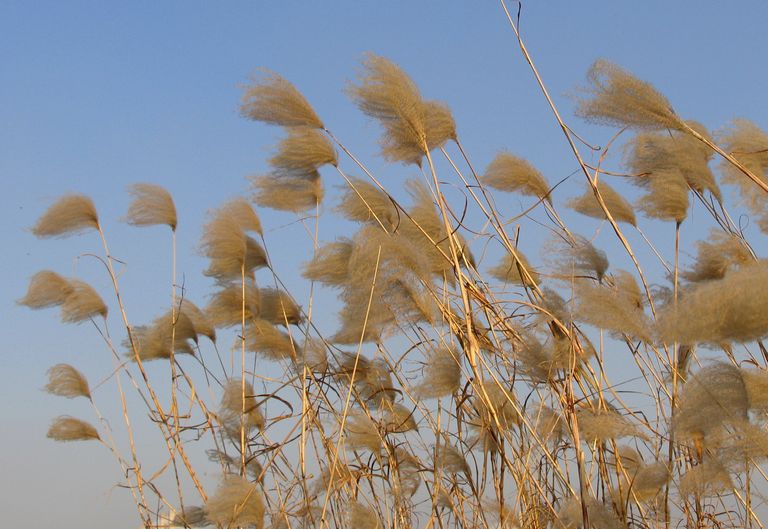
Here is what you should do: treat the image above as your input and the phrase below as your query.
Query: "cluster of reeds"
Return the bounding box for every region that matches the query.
[19,6,768,529]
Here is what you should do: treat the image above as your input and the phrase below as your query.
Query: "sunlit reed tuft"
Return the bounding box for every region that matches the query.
[240,71,323,129]
[125,183,177,230]
[302,239,353,287]
[60,279,108,323]
[257,288,303,325]
[489,249,539,286]
[657,261,768,344]
[245,319,300,361]
[17,270,73,309]
[32,194,99,238]
[567,181,637,226]
[251,172,324,212]
[45,363,91,399]
[414,346,461,399]
[205,280,261,328]
[205,474,265,529]
[47,416,100,442]
[336,178,399,230]
[482,151,551,201]
[346,501,381,529]
[269,127,337,175]
[129,309,198,361]
[576,59,684,131]
[635,169,689,223]
[681,230,751,283]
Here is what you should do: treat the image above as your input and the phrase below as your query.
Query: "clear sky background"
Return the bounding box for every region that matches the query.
[2,2,768,528]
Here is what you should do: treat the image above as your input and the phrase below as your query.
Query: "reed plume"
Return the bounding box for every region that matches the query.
[636,169,689,223]
[47,416,100,442]
[346,501,381,529]
[224,197,263,235]
[718,119,768,211]
[573,270,651,341]
[344,411,383,452]
[179,300,216,342]
[567,181,637,226]
[678,459,732,498]
[240,71,323,129]
[414,346,461,399]
[60,279,108,323]
[348,53,428,164]
[380,401,418,433]
[32,194,99,238]
[336,178,399,230]
[125,183,177,230]
[555,495,623,529]
[482,151,551,201]
[257,288,303,325]
[45,364,91,399]
[674,363,748,447]
[625,125,720,200]
[681,230,751,283]
[201,209,247,280]
[171,507,209,528]
[576,59,684,131]
[269,127,337,175]
[555,236,609,282]
[205,474,265,529]
[128,309,198,361]
[17,270,73,309]
[434,437,470,475]
[245,319,299,361]
[251,172,324,212]
[489,248,539,286]
[575,405,640,443]
[302,239,354,287]
[219,378,265,436]
[206,280,261,328]
[657,261,768,344]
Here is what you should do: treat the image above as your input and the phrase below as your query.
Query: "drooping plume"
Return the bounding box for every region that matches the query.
[414,346,461,399]
[336,178,400,230]
[201,204,267,281]
[245,319,300,361]
[218,379,265,437]
[482,151,551,201]
[657,261,768,344]
[60,279,108,323]
[567,181,637,226]
[45,364,91,399]
[17,270,73,309]
[269,127,338,176]
[251,172,324,212]
[205,474,265,529]
[32,194,99,238]
[128,309,198,361]
[240,70,323,129]
[47,416,100,442]
[205,280,261,328]
[681,230,751,284]
[257,288,303,325]
[488,248,539,287]
[125,183,177,230]
[576,59,684,131]
[302,239,354,287]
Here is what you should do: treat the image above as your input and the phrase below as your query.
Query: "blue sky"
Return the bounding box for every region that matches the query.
[3,2,768,527]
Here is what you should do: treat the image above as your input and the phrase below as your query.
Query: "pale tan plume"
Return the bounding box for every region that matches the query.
[60,279,108,323]
[576,59,684,131]
[257,288,303,325]
[336,177,399,230]
[17,270,73,309]
[32,194,99,238]
[302,239,354,287]
[45,363,91,399]
[269,127,337,175]
[125,183,177,230]
[245,319,300,361]
[251,172,324,212]
[205,474,265,529]
[567,181,637,226]
[482,151,551,201]
[47,416,100,442]
[205,280,261,328]
[240,70,323,129]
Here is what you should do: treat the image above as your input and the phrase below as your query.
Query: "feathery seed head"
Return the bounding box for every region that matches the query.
[336,178,400,230]
[240,70,323,128]
[205,474,265,529]
[205,280,261,328]
[482,152,551,200]
[47,416,100,442]
[269,127,337,175]
[32,194,99,238]
[251,172,324,212]
[414,346,461,400]
[258,288,303,325]
[302,239,354,287]
[681,230,751,284]
[18,270,73,309]
[125,183,177,230]
[576,59,684,131]
[245,319,300,361]
[45,364,91,399]
[567,181,637,226]
[60,279,108,323]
